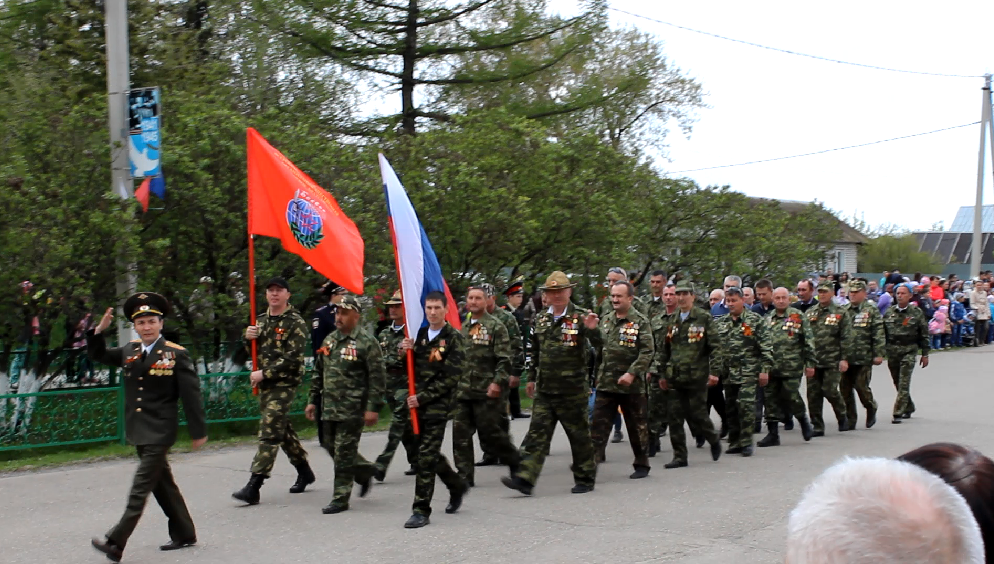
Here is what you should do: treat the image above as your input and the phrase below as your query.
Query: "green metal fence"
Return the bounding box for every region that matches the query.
[0,371,311,452]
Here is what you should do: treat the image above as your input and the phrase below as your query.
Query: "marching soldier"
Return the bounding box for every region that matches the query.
[805,282,851,435]
[655,281,722,468]
[712,287,773,457]
[502,271,601,495]
[399,291,469,528]
[305,295,384,514]
[757,288,815,447]
[841,280,885,430]
[503,276,531,420]
[454,286,521,486]
[476,282,523,466]
[642,271,671,456]
[373,290,417,480]
[232,277,313,505]
[590,281,654,479]
[311,282,348,448]
[88,293,207,562]
[882,285,930,424]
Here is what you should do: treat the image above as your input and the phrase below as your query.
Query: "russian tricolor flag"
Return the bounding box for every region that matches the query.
[379,154,461,333]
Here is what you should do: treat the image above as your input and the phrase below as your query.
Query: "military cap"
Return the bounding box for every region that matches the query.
[504,275,525,296]
[321,281,347,296]
[337,295,362,313]
[265,276,290,291]
[479,283,497,297]
[384,289,403,305]
[674,280,695,293]
[539,271,575,290]
[817,281,835,293]
[848,280,867,292]
[123,292,171,320]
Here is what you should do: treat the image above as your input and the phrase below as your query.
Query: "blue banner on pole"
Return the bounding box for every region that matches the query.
[128,87,161,178]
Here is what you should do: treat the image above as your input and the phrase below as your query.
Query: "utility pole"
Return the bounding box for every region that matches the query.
[104,0,137,345]
[970,74,993,279]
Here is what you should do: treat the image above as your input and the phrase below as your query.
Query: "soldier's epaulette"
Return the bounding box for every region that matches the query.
[164,340,186,351]
[130,339,141,343]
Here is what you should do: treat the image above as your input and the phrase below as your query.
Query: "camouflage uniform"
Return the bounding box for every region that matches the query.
[590,307,654,471]
[763,307,815,428]
[482,305,522,452]
[310,326,385,509]
[516,301,602,489]
[454,313,520,483]
[408,324,467,517]
[805,300,851,433]
[883,304,929,420]
[641,296,670,447]
[374,323,417,474]
[713,309,773,451]
[842,298,884,428]
[249,306,309,476]
[655,306,721,465]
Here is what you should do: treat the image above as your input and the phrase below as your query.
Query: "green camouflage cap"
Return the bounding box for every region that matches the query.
[337,295,362,313]
[539,271,575,290]
[816,281,835,293]
[848,280,867,292]
[674,280,695,293]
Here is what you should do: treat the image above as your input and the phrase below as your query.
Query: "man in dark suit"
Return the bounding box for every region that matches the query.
[88,292,208,562]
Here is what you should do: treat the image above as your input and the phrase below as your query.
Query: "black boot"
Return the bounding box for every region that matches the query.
[838,416,849,433]
[648,436,659,457]
[757,423,780,447]
[782,416,794,431]
[866,408,877,429]
[289,461,315,493]
[800,415,814,441]
[232,473,266,505]
[501,475,534,496]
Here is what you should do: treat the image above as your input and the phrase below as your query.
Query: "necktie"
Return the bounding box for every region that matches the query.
[141,349,147,362]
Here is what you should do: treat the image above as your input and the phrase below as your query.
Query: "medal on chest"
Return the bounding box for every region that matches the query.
[902,317,910,326]
[688,325,705,343]
[741,323,754,337]
[340,343,358,361]
[469,323,491,345]
[618,322,639,348]
[782,314,802,337]
[429,339,447,362]
[274,326,286,341]
[151,351,175,376]
[560,317,580,346]
[854,312,869,327]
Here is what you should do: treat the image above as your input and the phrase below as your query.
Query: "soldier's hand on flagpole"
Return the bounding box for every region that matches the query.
[245,325,260,340]
[707,375,719,387]
[804,367,815,378]
[250,370,264,386]
[487,383,502,398]
[95,308,114,335]
[400,338,414,352]
[407,395,420,409]
[584,313,599,329]
[364,411,379,426]
[305,404,317,421]
[526,382,536,398]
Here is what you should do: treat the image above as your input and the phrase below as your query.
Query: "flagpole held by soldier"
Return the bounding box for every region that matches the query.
[87,293,207,562]
[373,290,418,480]
[232,277,314,505]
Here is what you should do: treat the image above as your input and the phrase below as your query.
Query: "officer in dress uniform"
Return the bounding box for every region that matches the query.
[88,292,207,562]
[311,282,348,446]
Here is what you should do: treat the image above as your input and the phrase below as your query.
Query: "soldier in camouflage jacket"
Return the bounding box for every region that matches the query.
[841,280,884,430]
[805,282,852,435]
[882,284,930,424]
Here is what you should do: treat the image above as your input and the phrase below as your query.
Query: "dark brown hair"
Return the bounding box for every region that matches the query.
[899,442,994,562]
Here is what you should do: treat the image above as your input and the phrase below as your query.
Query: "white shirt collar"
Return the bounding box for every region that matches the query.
[141,336,162,355]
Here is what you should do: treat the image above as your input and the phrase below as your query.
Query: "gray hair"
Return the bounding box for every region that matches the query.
[786,457,984,564]
[723,275,742,287]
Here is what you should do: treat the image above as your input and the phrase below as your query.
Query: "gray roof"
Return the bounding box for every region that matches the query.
[914,231,994,264]
[949,205,994,232]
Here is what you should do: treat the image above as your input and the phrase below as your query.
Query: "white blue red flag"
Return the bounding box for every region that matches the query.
[379,154,461,333]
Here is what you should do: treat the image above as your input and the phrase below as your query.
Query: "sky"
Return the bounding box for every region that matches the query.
[545,0,994,232]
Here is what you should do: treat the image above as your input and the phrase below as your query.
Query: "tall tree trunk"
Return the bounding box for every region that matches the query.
[401,0,419,135]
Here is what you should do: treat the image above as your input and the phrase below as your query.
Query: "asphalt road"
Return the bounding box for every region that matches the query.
[3,345,993,564]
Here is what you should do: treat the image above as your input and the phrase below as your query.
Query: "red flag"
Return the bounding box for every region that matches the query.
[247,128,365,293]
[135,177,150,212]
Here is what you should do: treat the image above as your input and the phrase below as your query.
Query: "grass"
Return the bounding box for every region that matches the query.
[0,393,532,474]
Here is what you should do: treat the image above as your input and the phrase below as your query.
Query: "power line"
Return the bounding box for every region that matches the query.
[608,7,984,79]
[668,122,981,174]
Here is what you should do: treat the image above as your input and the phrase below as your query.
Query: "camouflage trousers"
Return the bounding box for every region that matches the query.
[667,379,718,464]
[375,389,417,473]
[320,419,378,508]
[250,387,308,476]
[408,417,466,516]
[516,392,596,488]
[480,383,513,460]
[453,398,521,482]
[590,391,649,470]
[724,381,757,449]
[648,376,669,436]
[807,368,846,433]
[763,375,807,425]
[887,351,918,418]
[840,365,877,424]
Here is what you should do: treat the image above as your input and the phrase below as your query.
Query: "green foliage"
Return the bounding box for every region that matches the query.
[858,234,943,274]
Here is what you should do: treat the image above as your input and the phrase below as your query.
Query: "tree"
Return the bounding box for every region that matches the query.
[249,0,605,134]
[858,234,943,274]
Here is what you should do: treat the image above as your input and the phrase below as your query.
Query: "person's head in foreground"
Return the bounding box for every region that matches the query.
[786,457,984,564]
[899,443,994,563]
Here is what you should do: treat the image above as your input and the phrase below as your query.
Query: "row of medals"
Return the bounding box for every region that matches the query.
[618,324,639,348]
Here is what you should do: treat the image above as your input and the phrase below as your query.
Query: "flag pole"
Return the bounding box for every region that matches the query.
[248,233,259,397]
[388,228,420,435]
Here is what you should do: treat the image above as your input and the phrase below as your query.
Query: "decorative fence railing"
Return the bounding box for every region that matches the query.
[0,370,311,452]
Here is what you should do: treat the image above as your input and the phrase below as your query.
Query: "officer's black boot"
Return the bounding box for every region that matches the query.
[289,461,316,493]
[232,473,266,505]
[800,414,814,441]
[757,423,780,447]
